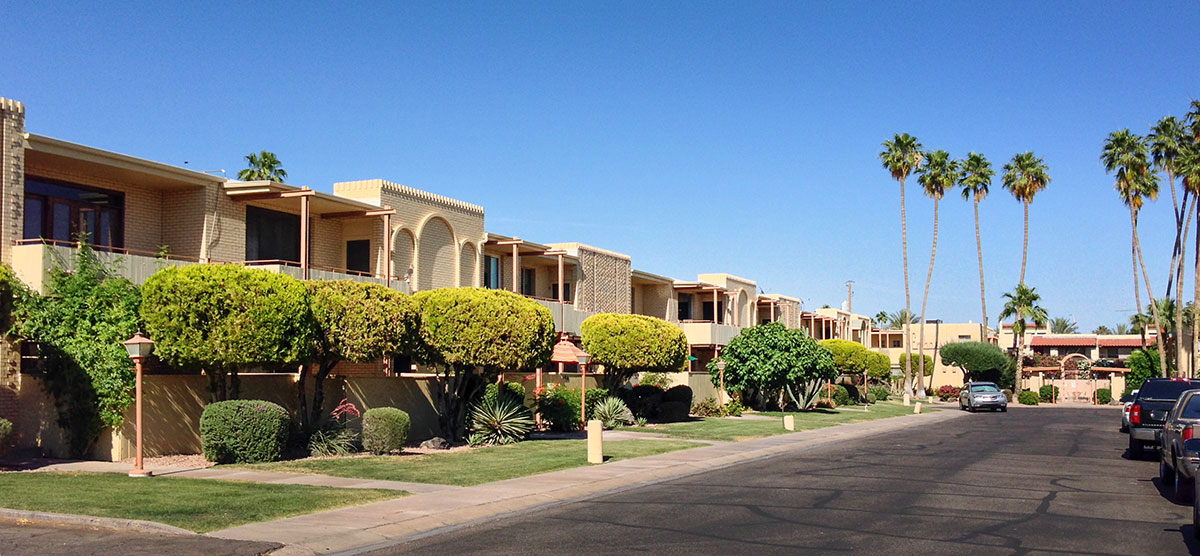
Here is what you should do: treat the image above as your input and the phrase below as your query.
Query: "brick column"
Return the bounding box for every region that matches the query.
[0,98,25,423]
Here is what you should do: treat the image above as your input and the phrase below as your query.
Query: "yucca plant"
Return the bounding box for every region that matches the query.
[592,396,634,430]
[467,397,534,447]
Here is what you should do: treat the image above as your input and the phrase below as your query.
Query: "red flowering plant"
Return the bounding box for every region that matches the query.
[308,398,362,457]
[936,385,961,402]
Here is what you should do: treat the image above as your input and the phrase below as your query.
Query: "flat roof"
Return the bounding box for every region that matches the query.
[25,133,225,190]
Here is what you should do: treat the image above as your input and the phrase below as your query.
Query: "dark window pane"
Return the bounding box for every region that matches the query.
[346,240,370,273]
[98,211,112,246]
[52,203,70,241]
[23,197,42,239]
[245,206,300,262]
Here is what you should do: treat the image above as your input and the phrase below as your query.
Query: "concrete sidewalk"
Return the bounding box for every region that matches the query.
[209,409,963,555]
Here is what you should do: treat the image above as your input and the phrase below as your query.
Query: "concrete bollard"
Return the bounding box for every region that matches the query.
[913,402,922,414]
[783,415,795,431]
[587,420,604,464]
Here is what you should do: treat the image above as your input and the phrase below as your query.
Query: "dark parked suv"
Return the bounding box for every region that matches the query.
[1128,378,1200,458]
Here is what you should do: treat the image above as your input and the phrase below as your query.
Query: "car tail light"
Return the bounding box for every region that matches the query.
[1185,426,1194,442]
[1131,404,1141,425]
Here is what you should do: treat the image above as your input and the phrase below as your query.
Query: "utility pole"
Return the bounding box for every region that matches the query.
[845,280,854,313]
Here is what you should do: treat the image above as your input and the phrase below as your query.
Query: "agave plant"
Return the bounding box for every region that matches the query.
[467,397,534,447]
[592,396,634,430]
[786,379,826,410]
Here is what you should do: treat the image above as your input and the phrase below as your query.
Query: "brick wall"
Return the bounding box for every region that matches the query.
[0,98,23,422]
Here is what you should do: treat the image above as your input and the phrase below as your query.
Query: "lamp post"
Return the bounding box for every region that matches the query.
[576,350,592,430]
[123,332,154,478]
[716,360,727,405]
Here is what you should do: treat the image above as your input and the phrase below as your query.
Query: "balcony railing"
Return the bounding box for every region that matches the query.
[679,321,740,346]
[529,297,595,336]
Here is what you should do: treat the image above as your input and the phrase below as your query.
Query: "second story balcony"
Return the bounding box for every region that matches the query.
[679,320,740,346]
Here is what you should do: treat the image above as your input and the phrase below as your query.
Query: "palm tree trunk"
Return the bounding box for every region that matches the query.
[1134,217,1169,377]
[1016,328,1025,391]
[1167,170,1182,296]
[900,177,912,405]
[975,198,987,337]
[1194,198,1200,377]
[918,198,939,394]
[1175,194,1194,378]
[1131,209,1142,337]
[1020,200,1029,285]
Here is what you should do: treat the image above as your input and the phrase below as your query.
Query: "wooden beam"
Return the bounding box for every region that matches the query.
[228,189,316,202]
[320,209,397,219]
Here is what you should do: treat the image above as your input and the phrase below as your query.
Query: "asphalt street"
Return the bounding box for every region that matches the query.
[379,407,1199,555]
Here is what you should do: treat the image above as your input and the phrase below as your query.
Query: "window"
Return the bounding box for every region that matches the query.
[345,240,370,273]
[678,293,693,320]
[245,206,300,262]
[701,301,725,322]
[520,268,536,296]
[958,335,971,341]
[551,283,572,301]
[891,339,902,348]
[483,256,502,289]
[23,177,124,247]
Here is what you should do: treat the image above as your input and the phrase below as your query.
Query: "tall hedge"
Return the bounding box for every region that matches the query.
[141,265,314,400]
[303,281,418,432]
[581,313,688,389]
[412,288,555,440]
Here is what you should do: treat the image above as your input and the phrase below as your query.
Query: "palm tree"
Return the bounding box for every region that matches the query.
[1049,317,1078,334]
[914,150,958,393]
[879,133,924,404]
[998,283,1048,390]
[1093,325,1113,335]
[873,311,890,328]
[1115,323,1131,335]
[960,152,995,341]
[1001,152,1051,284]
[1103,129,1168,376]
[1130,312,1153,351]
[887,309,919,330]
[1150,116,1191,374]
[238,151,288,182]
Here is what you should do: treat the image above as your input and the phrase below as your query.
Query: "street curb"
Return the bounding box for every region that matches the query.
[0,508,195,535]
[315,409,966,555]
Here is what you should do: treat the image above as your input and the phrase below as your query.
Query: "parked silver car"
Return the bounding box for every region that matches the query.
[1121,390,1138,432]
[959,382,1007,412]
[1158,389,1200,503]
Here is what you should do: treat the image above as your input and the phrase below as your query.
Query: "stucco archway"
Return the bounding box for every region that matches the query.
[392,227,415,281]
[416,216,457,291]
[459,241,478,287]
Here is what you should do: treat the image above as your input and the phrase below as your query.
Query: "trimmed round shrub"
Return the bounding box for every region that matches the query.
[1038,385,1059,403]
[869,385,889,402]
[1018,391,1039,405]
[200,400,289,464]
[663,385,693,405]
[657,401,691,422]
[1096,388,1112,405]
[581,313,689,389]
[822,383,851,406]
[363,407,411,454]
[621,384,665,418]
[866,392,877,404]
[535,386,609,431]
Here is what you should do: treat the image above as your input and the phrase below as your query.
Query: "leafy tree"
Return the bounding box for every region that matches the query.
[915,149,959,391]
[581,313,688,390]
[302,281,419,432]
[897,353,933,377]
[1002,151,1050,285]
[865,351,893,382]
[939,341,1009,384]
[238,150,288,182]
[1126,348,1162,394]
[141,265,315,401]
[880,132,924,404]
[1103,128,1166,377]
[708,323,835,410]
[412,288,555,441]
[1048,317,1078,334]
[960,152,995,333]
[819,339,870,379]
[12,244,141,457]
[998,283,1048,390]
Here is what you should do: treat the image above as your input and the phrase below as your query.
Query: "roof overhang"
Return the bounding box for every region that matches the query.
[224,180,385,216]
[24,133,225,191]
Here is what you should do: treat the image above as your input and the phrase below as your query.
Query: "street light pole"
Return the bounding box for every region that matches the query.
[123,332,154,478]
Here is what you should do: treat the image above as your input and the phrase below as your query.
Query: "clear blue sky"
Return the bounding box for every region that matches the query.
[6,2,1200,331]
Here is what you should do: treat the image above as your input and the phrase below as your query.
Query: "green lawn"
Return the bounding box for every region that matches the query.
[0,472,404,533]
[235,439,702,486]
[633,401,931,442]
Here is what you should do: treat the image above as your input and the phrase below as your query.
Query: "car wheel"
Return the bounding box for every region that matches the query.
[1162,456,1177,485]
[1129,435,1144,459]
[1001,406,1007,412]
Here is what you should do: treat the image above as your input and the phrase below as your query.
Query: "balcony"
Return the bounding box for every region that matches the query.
[12,240,408,294]
[528,297,596,336]
[679,320,740,346]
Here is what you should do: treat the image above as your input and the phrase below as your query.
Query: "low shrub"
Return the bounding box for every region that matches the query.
[663,385,693,405]
[482,381,526,407]
[592,396,634,429]
[936,385,961,402]
[308,427,358,457]
[639,372,673,389]
[200,400,289,464]
[815,398,837,409]
[691,397,722,417]
[822,384,852,406]
[866,392,877,404]
[657,401,691,422]
[535,385,609,431]
[1018,391,1039,405]
[869,386,889,402]
[362,407,411,454]
[0,417,11,453]
[1038,385,1060,403]
[723,399,746,417]
[467,397,533,446]
[1002,389,1013,402]
[620,384,665,419]
[844,384,862,403]
[1097,388,1112,405]
[634,416,648,427]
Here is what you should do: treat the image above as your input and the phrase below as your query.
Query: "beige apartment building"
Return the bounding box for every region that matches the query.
[868,321,995,389]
